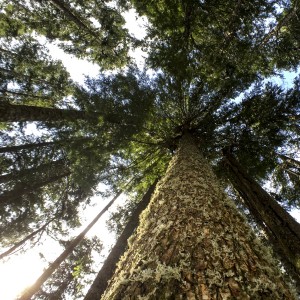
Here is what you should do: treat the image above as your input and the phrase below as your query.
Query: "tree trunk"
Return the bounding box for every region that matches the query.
[285,168,300,180]
[101,132,295,299]
[278,153,300,169]
[0,170,70,205]
[0,137,91,154]
[17,191,122,300]
[84,180,158,300]
[0,102,94,123]
[223,149,300,288]
[0,141,57,153]
[0,218,54,260]
[49,0,96,37]
[0,159,66,184]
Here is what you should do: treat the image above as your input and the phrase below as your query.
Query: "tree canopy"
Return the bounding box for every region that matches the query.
[0,0,300,298]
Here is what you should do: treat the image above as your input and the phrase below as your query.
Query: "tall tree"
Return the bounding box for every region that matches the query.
[0,140,59,154]
[223,148,300,288]
[0,34,72,106]
[215,78,300,199]
[101,132,295,299]
[0,159,66,184]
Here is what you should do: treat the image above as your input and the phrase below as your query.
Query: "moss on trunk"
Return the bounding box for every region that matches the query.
[101,133,295,299]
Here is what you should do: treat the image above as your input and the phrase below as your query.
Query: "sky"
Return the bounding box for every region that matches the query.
[0,190,127,300]
[1,6,300,300]
[43,9,148,84]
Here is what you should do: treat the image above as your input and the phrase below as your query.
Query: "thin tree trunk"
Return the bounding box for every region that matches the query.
[0,170,70,205]
[278,153,300,169]
[259,5,298,46]
[0,102,124,124]
[285,168,300,180]
[84,180,158,300]
[0,218,54,260]
[223,149,300,288]
[101,132,295,299]
[0,102,94,123]
[0,159,65,184]
[0,141,57,153]
[17,191,123,300]
[49,0,97,37]
[0,137,92,153]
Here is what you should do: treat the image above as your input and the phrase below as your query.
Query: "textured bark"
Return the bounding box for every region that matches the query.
[223,150,300,288]
[84,180,158,300]
[0,102,93,123]
[101,133,295,299]
[17,191,122,300]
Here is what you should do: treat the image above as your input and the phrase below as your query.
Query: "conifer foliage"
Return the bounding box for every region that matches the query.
[0,0,300,298]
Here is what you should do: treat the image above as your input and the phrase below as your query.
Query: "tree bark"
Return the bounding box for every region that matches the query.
[84,180,158,300]
[0,102,94,123]
[101,132,295,299]
[17,191,122,300]
[223,149,300,288]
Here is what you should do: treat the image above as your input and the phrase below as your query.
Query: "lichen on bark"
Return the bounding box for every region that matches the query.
[101,133,296,299]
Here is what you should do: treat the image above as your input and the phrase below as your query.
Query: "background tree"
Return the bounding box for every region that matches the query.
[0,36,72,107]
[84,180,158,300]
[222,148,300,287]
[31,237,103,300]
[18,190,123,300]
[1,0,130,68]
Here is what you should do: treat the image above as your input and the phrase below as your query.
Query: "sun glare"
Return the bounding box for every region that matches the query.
[0,252,45,300]
[0,191,127,300]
